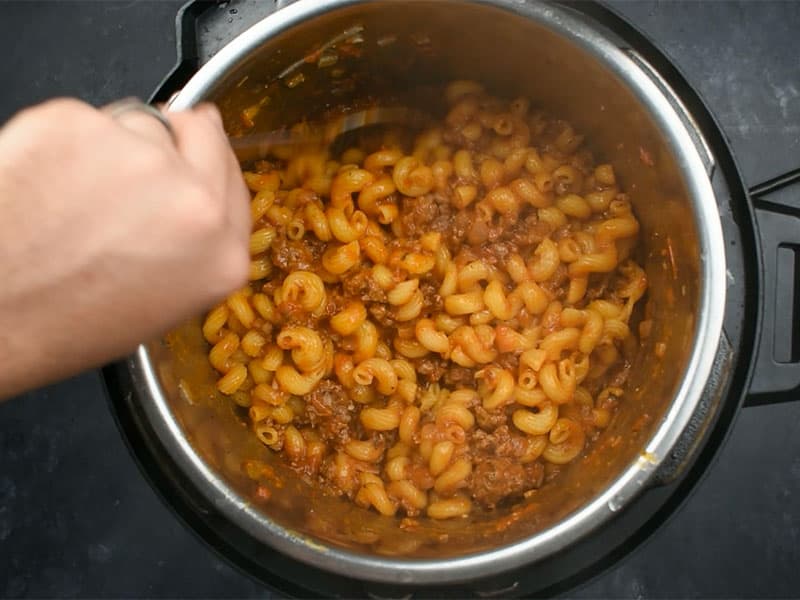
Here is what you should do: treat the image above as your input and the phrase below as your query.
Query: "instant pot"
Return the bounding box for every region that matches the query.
[104,0,800,596]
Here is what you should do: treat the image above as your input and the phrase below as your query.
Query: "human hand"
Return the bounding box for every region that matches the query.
[0,98,250,398]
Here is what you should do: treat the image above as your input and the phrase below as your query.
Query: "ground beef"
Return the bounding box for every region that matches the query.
[474,241,515,266]
[319,453,379,499]
[487,223,506,243]
[540,299,564,334]
[608,359,632,389]
[419,281,443,314]
[442,128,481,150]
[429,195,456,234]
[584,273,612,301]
[507,213,551,246]
[495,352,519,372]
[415,356,448,383]
[570,150,595,175]
[320,290,349,319]
[449,209,472,247]
[253,159,284,172]
[407,462,435,491]
[551,224,573,242]
[367,302,394,328]
[544,463,563,484]
[271,235,324,272]
[441,129,460,146]
[305,381,353,447]
[367,430,398,454]
[443,366,475,387]
[524,461,545,489]
[539,263,570,297]
[277,307,321,328]
[473,425,529,457]
[396,192,456,240]
[472,457,527,508]
[474,406,508,432]
[465,216,492,246]
[431,217,454,236]
[341,269,387,303]
[400,194,445,238]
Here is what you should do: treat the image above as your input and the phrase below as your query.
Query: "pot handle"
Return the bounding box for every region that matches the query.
[744,169,800,406]
[149,0,214,105]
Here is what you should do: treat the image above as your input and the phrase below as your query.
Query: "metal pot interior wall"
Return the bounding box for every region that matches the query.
[147,0,710,565]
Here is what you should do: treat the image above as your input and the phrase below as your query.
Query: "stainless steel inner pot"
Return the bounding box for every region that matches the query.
[130,0,726,584]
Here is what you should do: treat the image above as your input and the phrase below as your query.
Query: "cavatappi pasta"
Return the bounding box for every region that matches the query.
[205,81,648,520]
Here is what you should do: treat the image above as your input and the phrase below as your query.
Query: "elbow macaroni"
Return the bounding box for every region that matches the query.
[209,81,647,520]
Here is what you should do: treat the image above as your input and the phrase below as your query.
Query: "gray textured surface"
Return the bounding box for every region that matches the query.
[0,1,799,598]
[607,0,800,188]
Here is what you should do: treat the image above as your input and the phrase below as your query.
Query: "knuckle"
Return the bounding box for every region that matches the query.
[197,113,228,146]
[9,98,96,136]
[171,109,213,135]
[39,97,95,119]
[171,109,231,161]
[175,114,229,159]
[195,102,224,129]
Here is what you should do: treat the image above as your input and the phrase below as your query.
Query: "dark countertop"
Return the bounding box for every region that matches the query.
[1,1,799,597]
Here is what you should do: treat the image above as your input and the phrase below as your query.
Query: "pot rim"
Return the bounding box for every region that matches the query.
[134,0,727,584]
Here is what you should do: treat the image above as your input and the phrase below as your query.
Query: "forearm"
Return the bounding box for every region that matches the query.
[0,303,89,399]
[0,266,138,399]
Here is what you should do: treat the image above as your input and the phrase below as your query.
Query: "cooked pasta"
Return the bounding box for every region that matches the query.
[210,81,648,519]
